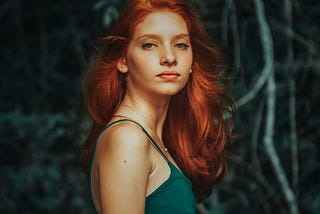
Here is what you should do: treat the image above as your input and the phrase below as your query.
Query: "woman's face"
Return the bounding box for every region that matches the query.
[118,11,193,99]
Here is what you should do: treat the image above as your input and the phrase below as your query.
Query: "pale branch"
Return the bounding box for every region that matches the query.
[284,0,299,194]
[235,55,272,108]
[36,0,49,103]
[284,0,293,62]
[236,0,318,108]
[251,99,264,171]
[196,203,209,214]
[289,79,299,192]
[221,0,233,46]
[230,2,241,73]
[234,0,273,108]
[254,0,299,214]
[190,0,208,16]
[0,1,11,19]
[13,0,27,68]
[270,18,319,56]
[63,1,87,70]
[233,157,276,200]
[12,0,35,110]
[208,189,219,209]
[231,157,294,212]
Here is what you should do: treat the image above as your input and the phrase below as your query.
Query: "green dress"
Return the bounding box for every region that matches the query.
[89,119,196,213]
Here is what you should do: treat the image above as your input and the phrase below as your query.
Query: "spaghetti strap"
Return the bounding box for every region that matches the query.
[103,119,170,162]
[89,119,196,214]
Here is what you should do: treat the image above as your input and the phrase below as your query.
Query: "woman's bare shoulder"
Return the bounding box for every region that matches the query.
[93,121,152,213]
[94,121,151,167]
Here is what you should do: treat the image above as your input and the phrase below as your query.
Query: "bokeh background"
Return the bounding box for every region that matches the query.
[1,0,319,213]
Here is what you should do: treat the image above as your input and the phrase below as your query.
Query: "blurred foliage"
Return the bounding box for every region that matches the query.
[0,0,319,213]
[0,112,91,213]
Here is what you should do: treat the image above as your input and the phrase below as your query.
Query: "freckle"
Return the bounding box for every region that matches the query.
[124,160,127,163]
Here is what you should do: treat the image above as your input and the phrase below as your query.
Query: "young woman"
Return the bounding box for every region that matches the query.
[82,0,235,213]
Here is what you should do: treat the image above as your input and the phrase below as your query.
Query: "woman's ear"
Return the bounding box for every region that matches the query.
[117,57,128,73]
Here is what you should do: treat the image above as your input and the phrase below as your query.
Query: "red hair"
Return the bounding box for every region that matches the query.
[82,0,235,201]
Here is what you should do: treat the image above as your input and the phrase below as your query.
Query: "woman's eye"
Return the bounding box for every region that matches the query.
[175,43,190,49]
[142,43,156,49]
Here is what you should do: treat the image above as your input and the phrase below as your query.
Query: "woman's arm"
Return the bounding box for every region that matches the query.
[93,123,152,214]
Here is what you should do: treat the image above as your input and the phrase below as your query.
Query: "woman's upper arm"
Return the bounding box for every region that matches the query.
[94,124,151,214]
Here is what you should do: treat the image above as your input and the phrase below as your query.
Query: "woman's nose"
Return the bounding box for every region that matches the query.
[160,47,177,66]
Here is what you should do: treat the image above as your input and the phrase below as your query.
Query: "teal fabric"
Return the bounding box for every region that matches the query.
[89,119,196,213]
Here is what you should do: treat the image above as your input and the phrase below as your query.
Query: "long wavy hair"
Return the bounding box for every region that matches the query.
[82,0,235,201]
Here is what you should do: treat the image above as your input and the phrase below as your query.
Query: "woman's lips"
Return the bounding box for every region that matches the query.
[157,71,180,80]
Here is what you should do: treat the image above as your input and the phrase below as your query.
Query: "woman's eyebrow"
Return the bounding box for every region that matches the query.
[137,33,190,40]
[174,33,190,39]
[137,34,160,40]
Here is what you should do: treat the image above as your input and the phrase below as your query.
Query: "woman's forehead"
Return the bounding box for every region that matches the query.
[132,11,189,39]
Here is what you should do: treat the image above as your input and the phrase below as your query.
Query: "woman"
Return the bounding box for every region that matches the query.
[82,0,235,213]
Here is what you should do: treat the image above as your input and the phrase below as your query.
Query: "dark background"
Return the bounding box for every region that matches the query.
[1,0,319,213]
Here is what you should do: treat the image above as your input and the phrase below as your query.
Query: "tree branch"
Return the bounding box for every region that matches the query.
[235,58,272,108]
[251,99,264,171]
[230,1,241,73]
[221,0,233,46]
[196,203,209,214]
[270,18,319,56]
[253,0,299,214]
[289,79,298,192]
[36,0,49,107]
[284,0,299,194]
[63,1,87,70]
[0,1,11,20]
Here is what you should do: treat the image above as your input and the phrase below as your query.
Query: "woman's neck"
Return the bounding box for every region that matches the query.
[115,92,170,140]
